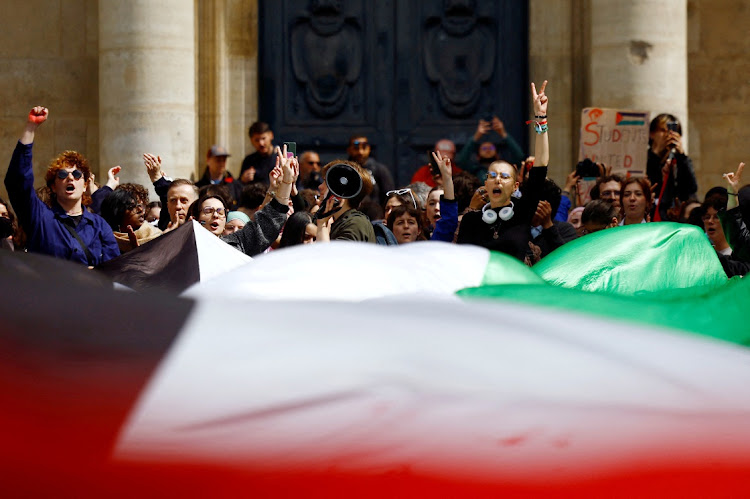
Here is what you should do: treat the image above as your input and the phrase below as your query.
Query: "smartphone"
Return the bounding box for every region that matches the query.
[666,121,679,133]
[283,141,297,158]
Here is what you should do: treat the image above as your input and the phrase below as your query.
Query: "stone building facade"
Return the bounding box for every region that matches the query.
[0,0,744,199]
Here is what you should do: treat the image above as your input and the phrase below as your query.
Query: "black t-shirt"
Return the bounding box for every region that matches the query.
[456,167,547,261]
[241,152,277,182]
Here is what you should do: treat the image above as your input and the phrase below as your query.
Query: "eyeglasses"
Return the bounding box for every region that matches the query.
[201,206,226,217]
[479,144,496,151]
[386,188,418,209]
[487,171,513,180]
[352,140,369,147]
[56,169,83,180]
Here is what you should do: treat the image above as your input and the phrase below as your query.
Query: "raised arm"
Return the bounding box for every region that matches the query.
[724,162,745,210]
[430,150,459,242]
[5,107,49,229]
[20,106,48,145]
[530,80,549,167]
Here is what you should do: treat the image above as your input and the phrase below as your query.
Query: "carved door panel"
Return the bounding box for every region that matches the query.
[260,0,528,186]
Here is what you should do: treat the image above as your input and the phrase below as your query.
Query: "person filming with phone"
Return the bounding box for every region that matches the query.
[646,114,697,221]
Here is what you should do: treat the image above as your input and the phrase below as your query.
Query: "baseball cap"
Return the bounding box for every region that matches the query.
[208,145,231,157]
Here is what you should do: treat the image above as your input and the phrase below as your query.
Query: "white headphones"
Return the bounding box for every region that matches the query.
[482,201,514,224]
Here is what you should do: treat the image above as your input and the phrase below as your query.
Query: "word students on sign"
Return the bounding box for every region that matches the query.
[579,108,650,175]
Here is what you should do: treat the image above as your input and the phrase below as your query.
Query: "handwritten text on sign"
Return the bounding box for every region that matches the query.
[579,108,650,175]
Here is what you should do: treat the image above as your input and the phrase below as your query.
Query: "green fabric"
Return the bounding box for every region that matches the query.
[480,250,545,286]
[457,276,750,346]
[533,222,727,296]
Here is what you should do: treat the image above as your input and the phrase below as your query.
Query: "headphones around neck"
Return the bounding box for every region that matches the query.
[482,201,514,224]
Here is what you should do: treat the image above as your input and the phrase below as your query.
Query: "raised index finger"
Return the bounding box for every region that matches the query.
[538,80,548,95]
[530,82,538,99]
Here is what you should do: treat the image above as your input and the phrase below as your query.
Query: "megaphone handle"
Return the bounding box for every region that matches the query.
[313,192,341,221]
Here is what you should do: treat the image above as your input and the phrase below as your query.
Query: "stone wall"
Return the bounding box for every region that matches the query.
[0,0,99,199]
[687,0,750,196]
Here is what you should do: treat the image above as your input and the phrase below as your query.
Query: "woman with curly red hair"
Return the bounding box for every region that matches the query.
[4,106,119,265]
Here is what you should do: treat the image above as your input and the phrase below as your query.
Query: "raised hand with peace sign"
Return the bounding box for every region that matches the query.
[530,80,549,167]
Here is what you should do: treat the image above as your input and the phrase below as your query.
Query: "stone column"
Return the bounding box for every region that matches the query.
[590,0,688,143]
[529,0,586,182]
[99,0,197,190]
[197,0,259,178]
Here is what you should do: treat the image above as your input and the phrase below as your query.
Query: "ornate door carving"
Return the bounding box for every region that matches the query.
[260,0,527,186]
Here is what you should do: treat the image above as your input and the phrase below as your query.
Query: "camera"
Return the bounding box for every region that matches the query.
[666,121,679,133]
[575,158,602,178]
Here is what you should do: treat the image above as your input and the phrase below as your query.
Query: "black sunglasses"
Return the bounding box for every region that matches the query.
[56,169,84,180]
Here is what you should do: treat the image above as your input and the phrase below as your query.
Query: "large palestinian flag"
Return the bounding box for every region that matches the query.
[3,223,750,497]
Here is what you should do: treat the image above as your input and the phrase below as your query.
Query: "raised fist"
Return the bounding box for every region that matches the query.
[28,106,49,125]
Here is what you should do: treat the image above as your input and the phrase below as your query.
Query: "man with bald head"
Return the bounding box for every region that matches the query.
[297,150,322,190]
[411,139,463,188]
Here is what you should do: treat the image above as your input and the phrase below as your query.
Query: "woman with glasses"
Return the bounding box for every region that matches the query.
[195,145,297,255]
[101,188,162,253]
[456,81,551,262]
[4,106,119,265]
[191,194,229,237]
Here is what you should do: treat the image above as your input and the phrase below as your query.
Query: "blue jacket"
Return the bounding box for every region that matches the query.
[5,141,120,265]
[431,197,459,242]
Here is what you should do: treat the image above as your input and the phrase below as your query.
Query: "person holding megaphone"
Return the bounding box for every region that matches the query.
[315,160,377,243]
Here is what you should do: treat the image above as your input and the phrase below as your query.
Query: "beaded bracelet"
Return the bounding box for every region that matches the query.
[534,122,548,134]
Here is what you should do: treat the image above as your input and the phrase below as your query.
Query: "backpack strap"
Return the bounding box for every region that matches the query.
[61,217,96,266]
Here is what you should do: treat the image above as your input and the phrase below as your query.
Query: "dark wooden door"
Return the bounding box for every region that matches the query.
[260,0,528,186]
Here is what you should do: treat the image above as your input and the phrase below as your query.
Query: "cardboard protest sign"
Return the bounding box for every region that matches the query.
[579,108,650,176]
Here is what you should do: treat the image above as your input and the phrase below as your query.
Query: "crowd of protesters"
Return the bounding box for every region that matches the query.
[3,80,749,278]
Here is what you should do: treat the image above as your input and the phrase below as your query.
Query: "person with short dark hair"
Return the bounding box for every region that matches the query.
[590,174,624,214]
[580,200,619,235]
[346,134,395,207]
[241,121,277,184]
[237,182,269,219]
[164,179,199,231]
[143,153,199,231]
[386,204,425,244]
[701,193,732,256]
[316,159,376,242]
[4,106,119,265]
